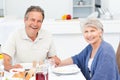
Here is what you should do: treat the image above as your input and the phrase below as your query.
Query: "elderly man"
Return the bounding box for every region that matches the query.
[2,6,61,71]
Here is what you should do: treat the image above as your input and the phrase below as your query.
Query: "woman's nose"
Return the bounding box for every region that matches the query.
[87,32,92,37]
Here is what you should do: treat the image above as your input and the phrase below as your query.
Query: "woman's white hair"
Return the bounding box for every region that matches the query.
[81,18,104,32]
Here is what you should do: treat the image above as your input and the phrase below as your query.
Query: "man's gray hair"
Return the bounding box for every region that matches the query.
[24,5,44,21]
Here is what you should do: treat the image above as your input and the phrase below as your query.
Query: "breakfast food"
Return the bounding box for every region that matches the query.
[12,72,25,78]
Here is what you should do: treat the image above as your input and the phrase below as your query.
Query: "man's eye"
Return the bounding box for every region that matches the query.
[91,30,95,32]
[84,31,88,33]
[30,19,35,22]
[38,20,42,23]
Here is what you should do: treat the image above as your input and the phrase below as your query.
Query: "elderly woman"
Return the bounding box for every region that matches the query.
[58,18,120,80]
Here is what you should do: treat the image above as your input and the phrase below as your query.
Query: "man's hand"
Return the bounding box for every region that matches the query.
[49,56,61,66]
[13,64,23,68]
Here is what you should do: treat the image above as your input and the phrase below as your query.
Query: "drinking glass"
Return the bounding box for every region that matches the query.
[35,64,48,80]
[44,59,55,70]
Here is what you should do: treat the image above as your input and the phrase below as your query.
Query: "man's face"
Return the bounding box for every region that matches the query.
[24,11,43,36]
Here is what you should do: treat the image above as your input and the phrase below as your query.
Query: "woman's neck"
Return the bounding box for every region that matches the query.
[90,39,102,58]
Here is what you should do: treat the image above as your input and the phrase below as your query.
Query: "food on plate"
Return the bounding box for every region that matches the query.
[12,68,35,80]
[12,72,25,78]
[12,72,31,80]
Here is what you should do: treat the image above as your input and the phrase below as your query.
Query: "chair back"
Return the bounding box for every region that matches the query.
[116,42,120,73]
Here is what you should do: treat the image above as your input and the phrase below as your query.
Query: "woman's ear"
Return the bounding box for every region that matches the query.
[99,29,103,38]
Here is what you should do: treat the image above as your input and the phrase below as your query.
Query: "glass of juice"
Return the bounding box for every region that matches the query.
[36,64,48,80]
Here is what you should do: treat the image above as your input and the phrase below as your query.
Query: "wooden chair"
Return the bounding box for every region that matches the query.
[116,42,120,73]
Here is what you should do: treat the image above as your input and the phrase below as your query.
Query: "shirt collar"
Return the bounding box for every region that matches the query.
[21,28,43,40]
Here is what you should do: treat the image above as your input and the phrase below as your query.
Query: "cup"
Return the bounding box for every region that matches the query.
[35,64,48,80]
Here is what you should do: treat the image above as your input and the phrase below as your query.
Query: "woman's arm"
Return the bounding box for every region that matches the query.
[57,57,73,67]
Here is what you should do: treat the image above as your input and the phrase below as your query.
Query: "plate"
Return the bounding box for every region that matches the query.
[10,68,25,73]
[52,65,80,75]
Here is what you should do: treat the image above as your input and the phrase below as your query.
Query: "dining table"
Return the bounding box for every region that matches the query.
[3,64,86,80]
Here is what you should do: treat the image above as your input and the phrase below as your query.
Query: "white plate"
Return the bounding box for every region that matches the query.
[10,68,25,73]
[52,65,80,75]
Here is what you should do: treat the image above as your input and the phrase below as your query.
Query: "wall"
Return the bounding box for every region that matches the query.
[5,0,72,19]
[0,0,3,9]
[108,0,120,15]
[0,0,5,17]
[101,0,120,19]
[101,0,109,9]
[4,0,119,19]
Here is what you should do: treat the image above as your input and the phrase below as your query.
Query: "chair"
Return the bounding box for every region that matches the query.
[116,42,120,73]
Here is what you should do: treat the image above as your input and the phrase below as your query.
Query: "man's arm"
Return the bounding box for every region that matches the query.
[3,53,23,71]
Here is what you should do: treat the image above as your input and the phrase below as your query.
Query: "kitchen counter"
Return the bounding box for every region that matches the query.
[42,19,120,34]
[0,18,120,34]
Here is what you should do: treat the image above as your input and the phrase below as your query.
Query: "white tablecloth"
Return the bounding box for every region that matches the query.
[49,70,86,80]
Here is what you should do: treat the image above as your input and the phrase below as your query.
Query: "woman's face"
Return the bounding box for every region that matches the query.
[24,11,43,38]
[83,26,102,45]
